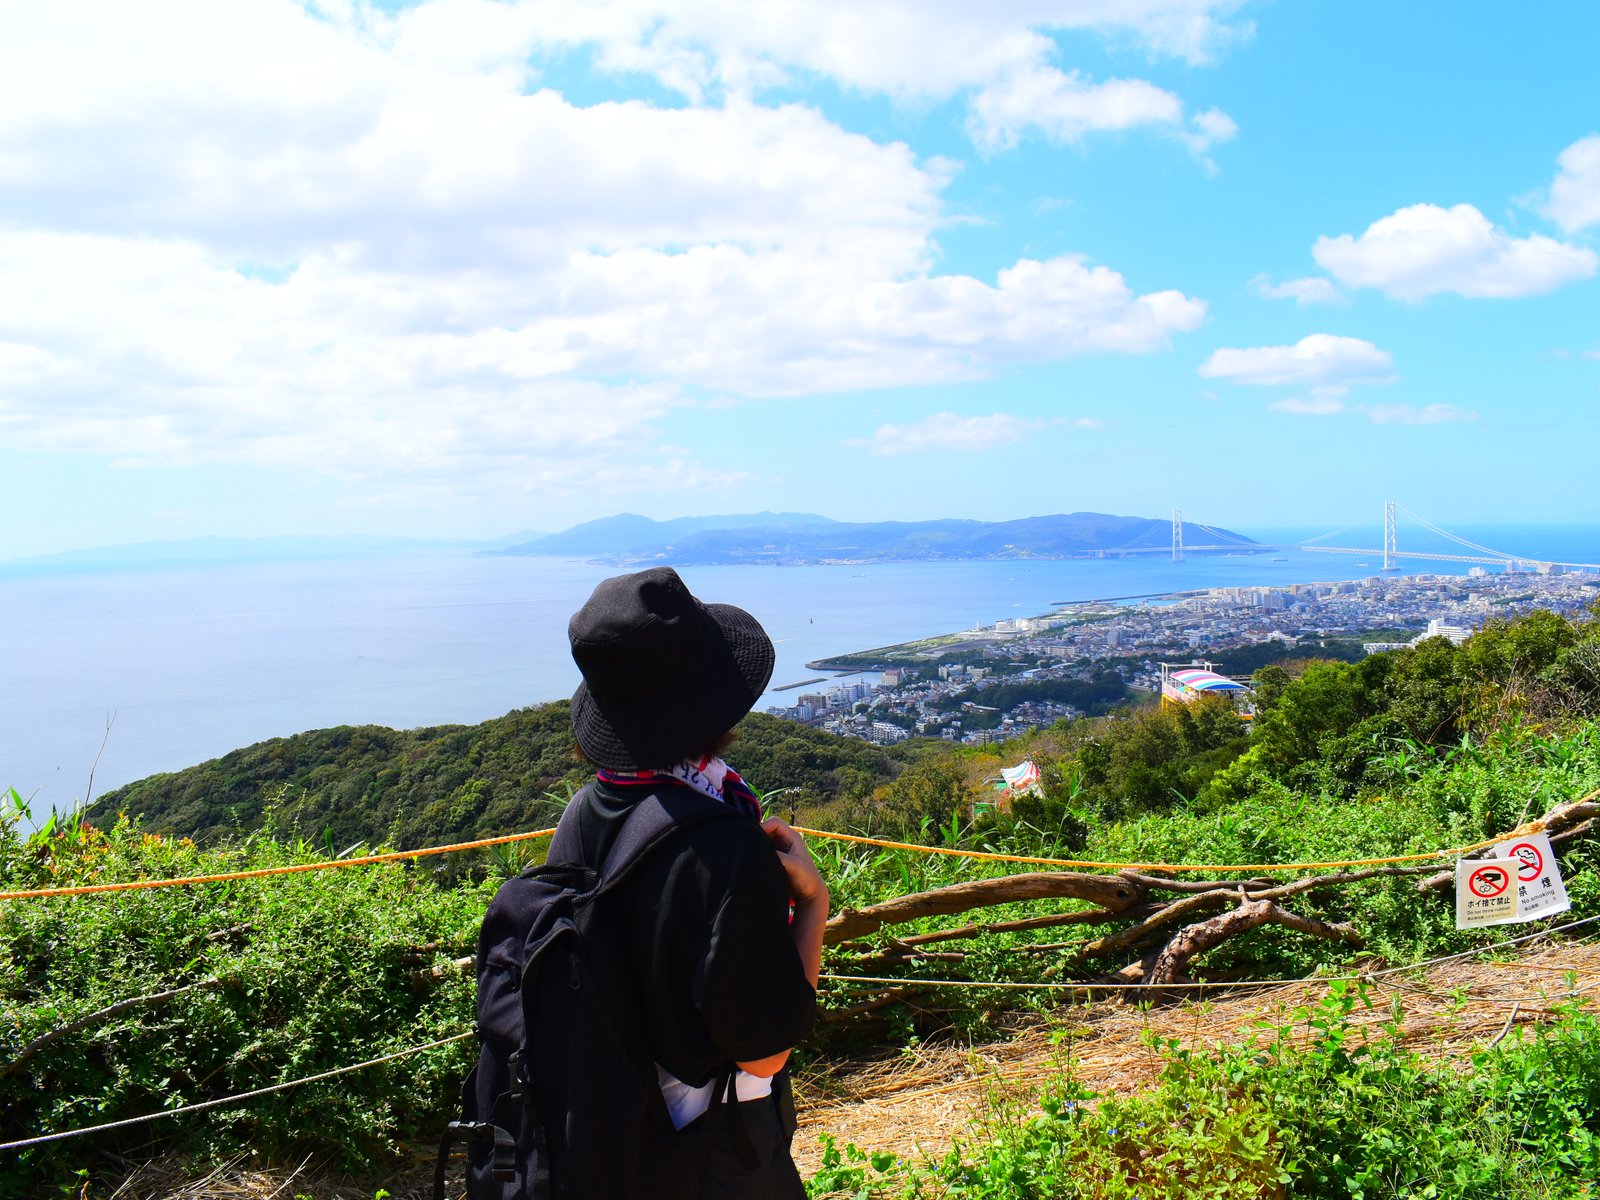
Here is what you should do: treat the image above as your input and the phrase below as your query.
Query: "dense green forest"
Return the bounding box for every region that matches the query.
[10,603,1600,1197]
[88,710,913,850]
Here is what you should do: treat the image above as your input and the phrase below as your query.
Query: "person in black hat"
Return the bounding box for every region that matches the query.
[562,566,828,1198]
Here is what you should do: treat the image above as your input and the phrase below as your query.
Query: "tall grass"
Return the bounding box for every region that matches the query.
[810,983,1600,1199]
[3,720,1598,1194]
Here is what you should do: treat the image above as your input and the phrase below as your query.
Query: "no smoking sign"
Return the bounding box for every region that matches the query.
[1492,832,1570,921]
[1456,833,1570,930]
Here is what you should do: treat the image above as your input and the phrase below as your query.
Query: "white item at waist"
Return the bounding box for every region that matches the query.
[656,1064,773,1130]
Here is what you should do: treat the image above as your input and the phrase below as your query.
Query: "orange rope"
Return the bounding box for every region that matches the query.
[793,785,1600,873]
[4,786,1594,899]
[0,827,557,901]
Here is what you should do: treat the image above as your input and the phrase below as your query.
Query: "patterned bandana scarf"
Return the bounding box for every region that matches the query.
[596,755,762,822]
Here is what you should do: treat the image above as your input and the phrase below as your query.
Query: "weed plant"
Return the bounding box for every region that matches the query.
[6,615,1600,1193]
[809,983,1600,1199]
[0,792,493,1197]
[811,722,1600,1041]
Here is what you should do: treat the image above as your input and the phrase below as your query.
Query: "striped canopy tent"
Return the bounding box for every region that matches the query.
[1168,668,1246,695]
[998,759,1043,797]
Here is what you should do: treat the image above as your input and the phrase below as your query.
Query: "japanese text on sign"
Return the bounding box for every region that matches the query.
[1455,856,1521,929]
[1491,832,1570,921]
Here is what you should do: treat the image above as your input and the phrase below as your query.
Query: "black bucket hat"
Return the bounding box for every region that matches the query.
[568,567,775,771]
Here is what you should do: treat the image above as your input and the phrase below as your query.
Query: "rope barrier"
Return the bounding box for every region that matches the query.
[2,786,1593,901]
[0,1031,473,1153]
[818,914,1600,993]
[1373,976,1600,1008]
[795,785,1600,872]
[0,827,557,901]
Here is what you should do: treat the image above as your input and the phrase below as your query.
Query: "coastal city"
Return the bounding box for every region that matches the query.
[764,566,1600,747]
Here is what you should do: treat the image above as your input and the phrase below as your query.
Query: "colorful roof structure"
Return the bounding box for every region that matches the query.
[1168,668,1246,693]
[998,760,1043,796]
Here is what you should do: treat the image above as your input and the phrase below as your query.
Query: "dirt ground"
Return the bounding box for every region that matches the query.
[790,937,1600,1176]
[90,937,1600,1199]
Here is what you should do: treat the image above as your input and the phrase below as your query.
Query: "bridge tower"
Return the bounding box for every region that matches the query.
[1172,507,1184,562]
[1383,500,1397,571]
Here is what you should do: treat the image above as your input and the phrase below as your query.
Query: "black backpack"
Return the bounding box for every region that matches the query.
[434,785,745,1200]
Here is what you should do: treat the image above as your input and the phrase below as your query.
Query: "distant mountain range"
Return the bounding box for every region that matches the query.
[500,511,1260,565]
[2,531,548,571]
[12,512,1262,572]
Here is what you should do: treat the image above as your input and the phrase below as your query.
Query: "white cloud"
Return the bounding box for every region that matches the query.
[1197,334,1395,395]
[1361,403,1478,426]
[1250,274,1345,306]
[966,69,1181,151]
[1312,203,1597,301]
[387,1,1245,160]
[856,411,1057,455]
[502,1,1252,91]
[1177,107,1238,169]
[0,3,1210,492]
[1269,396,1344,416]
[1545,134,1600,234]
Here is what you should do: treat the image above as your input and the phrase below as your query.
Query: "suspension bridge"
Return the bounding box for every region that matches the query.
[1101,501,1600,571]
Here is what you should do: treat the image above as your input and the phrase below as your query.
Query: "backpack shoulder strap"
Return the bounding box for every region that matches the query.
[597,786,748,890]
[545,780,752,892]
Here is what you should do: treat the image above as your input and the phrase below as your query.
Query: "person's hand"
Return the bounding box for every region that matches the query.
[761,817,829,907]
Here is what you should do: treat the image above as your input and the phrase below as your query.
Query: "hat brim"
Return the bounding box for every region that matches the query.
[571,601,775,771]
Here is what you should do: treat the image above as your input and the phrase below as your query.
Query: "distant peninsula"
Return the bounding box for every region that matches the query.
[497,511,1260,565]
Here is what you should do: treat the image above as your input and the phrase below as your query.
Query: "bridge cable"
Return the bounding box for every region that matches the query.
[1297,524,1359,547]
[1099,522,1168,553]
[1394,503,1519,561]
[1185,520,1254,546]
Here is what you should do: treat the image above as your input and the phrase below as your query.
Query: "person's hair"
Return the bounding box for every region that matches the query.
[573,728,739,769]
[695,729,739,761]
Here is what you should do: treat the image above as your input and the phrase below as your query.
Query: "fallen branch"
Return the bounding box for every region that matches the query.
[1253,863,1440,903]
[1486,1002,1523,1049]
[1075,891,1233,960]
[1118,871,1274,894]
[1143,891,1364,987]
[410,954,475,989]
[820,990,908,1024]
[893,906,1138,948]
[2,978,224,1078]
[860,941,968,968]
[204,922,255,943]
[824,872,1146,945]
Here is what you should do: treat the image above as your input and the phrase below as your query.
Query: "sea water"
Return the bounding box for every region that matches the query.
[4,523,1598,813]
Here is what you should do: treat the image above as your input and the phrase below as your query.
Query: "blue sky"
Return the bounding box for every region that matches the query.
[2,0,1598,557]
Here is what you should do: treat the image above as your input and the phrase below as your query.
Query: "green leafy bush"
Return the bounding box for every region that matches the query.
[823,984,1600,1199]
[0,797,493,1197]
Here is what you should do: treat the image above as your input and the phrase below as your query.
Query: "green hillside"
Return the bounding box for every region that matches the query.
[11,603,1600,1197]
[87,710,914,849]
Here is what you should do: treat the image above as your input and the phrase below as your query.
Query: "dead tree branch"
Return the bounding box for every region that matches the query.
[1143,892,1363,987]
[2,978,223,1078]
[1117,871,1274,894]
[410,954,475,990]
[893,906,1140,948]
[824,871,1145,945]
[1075,891,1234,959]
[1252,863,1440,902]
[820,990,909,1024]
